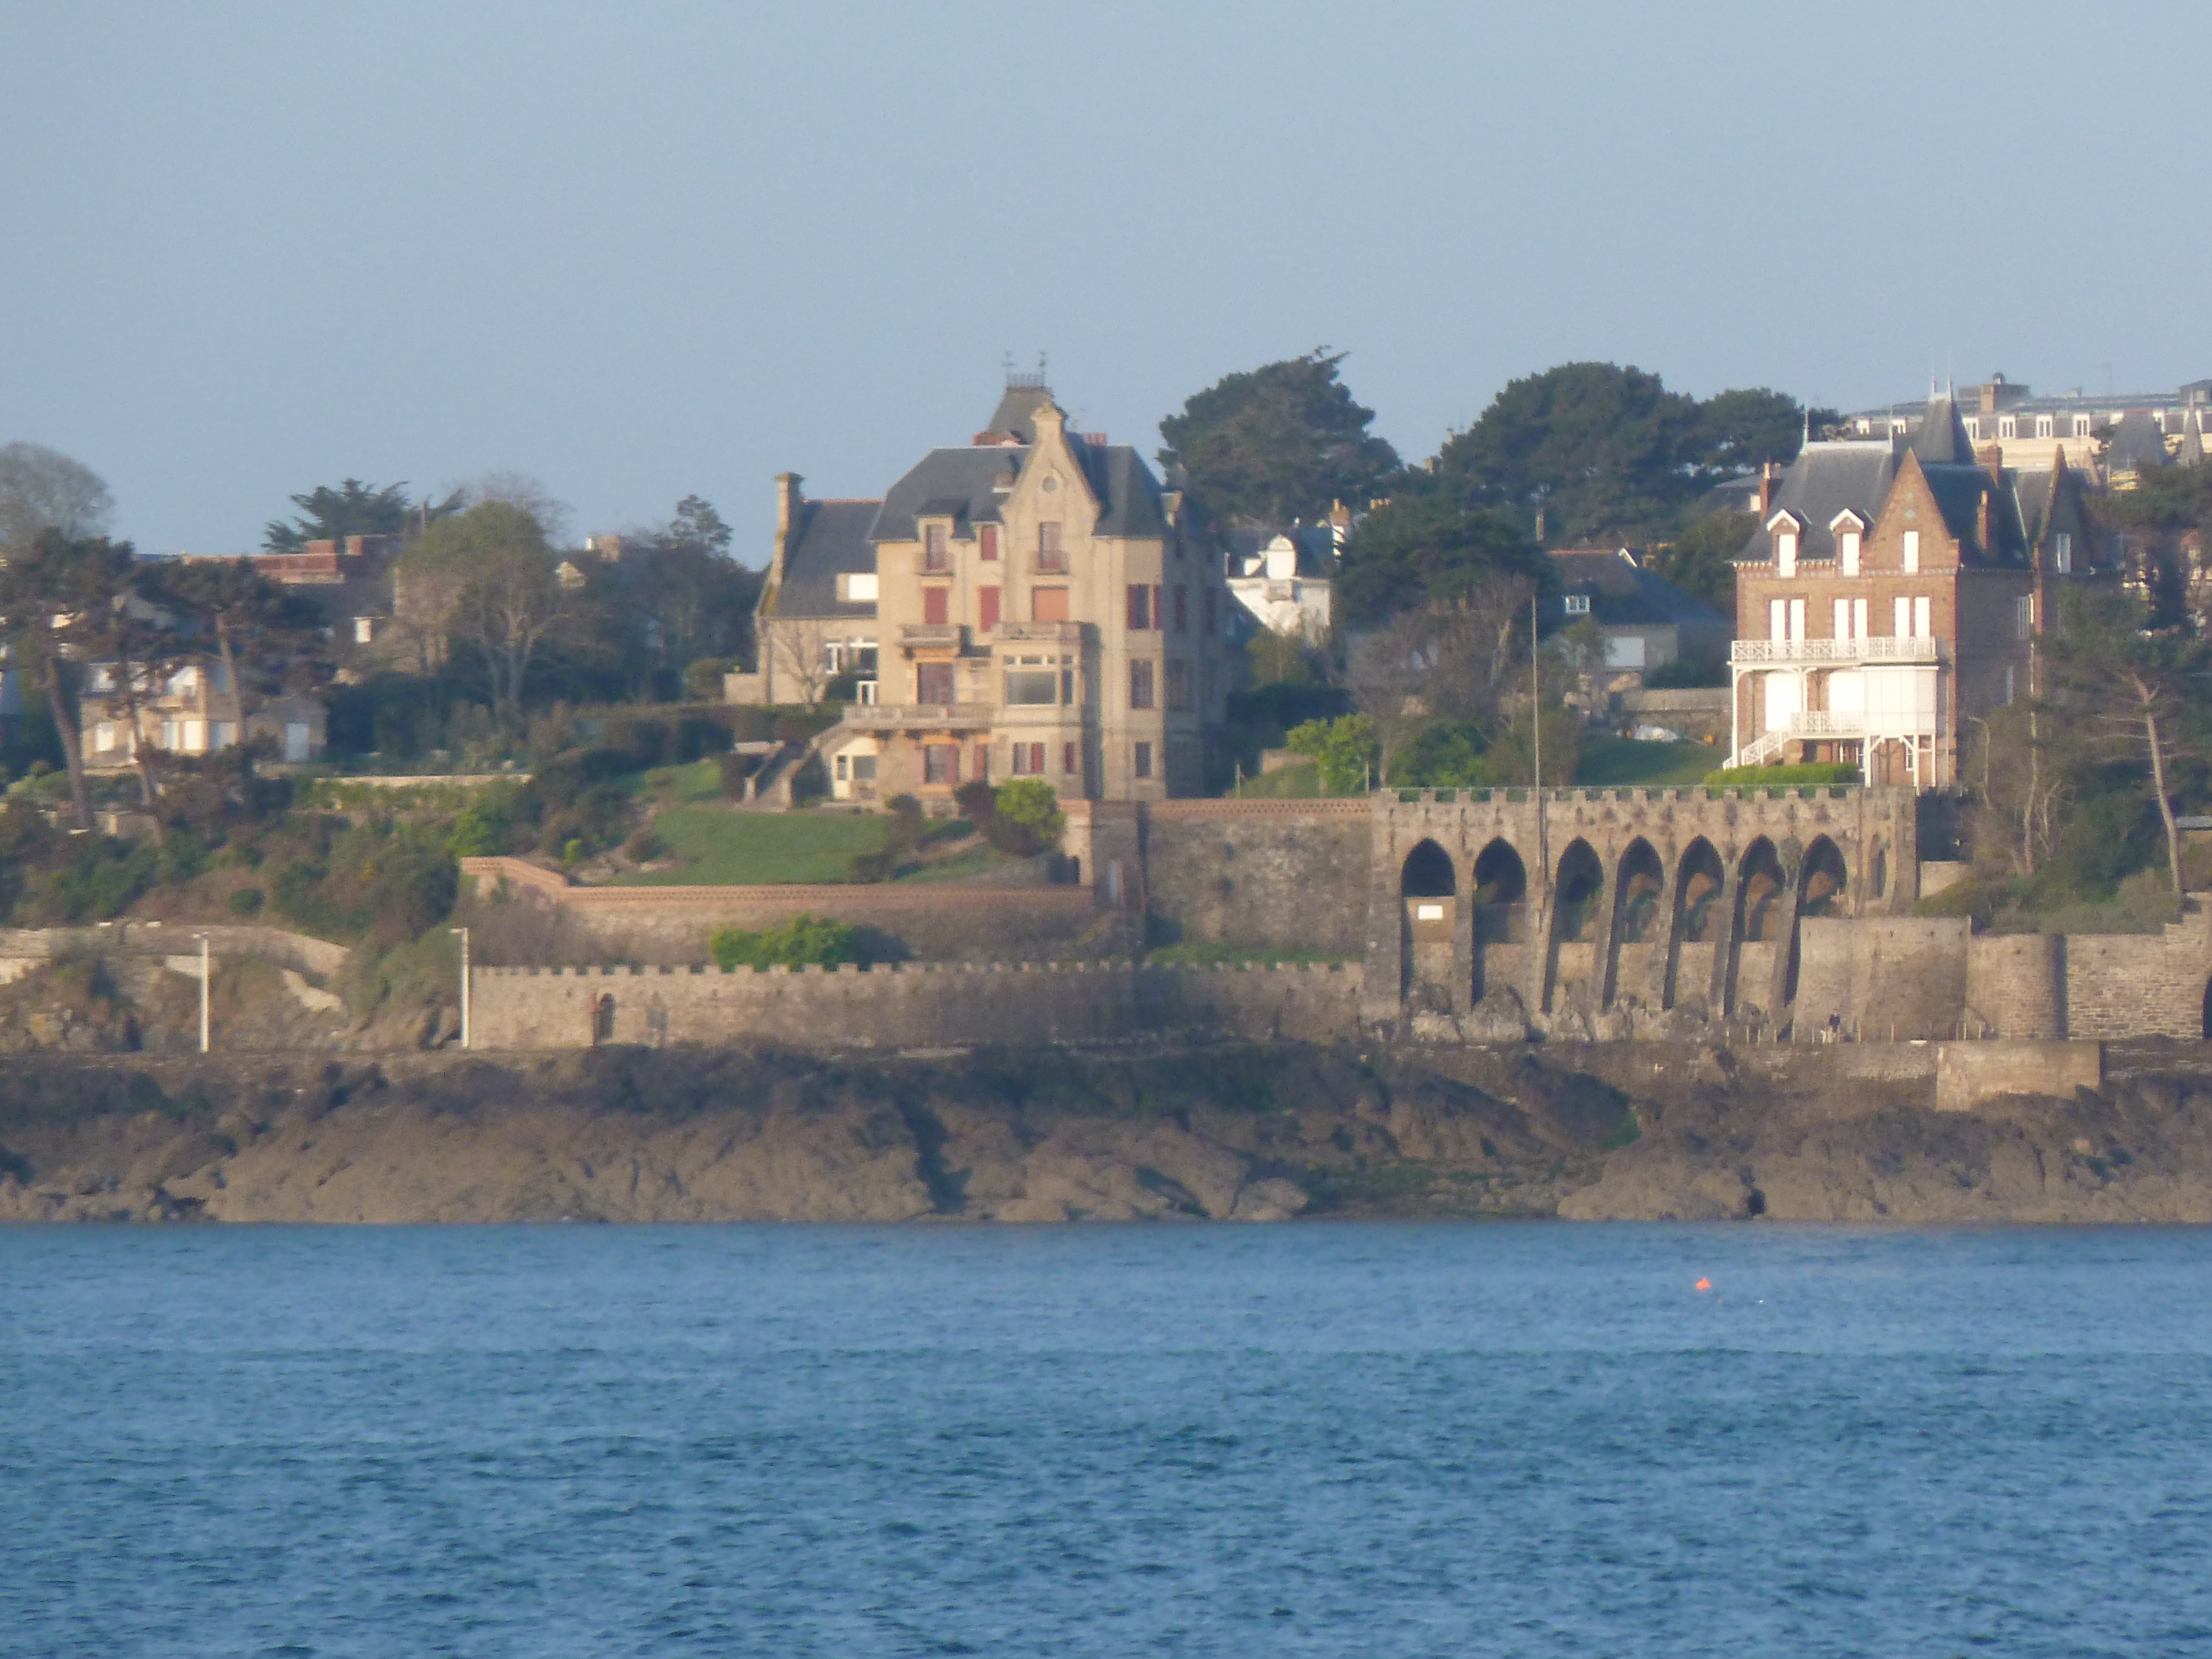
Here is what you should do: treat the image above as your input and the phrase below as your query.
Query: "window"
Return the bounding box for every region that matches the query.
[822,640,846,673]
[1129,659,1156,709]
[2015,595,2034,639]
[1833,598,1853,640]
[1061,668,1076,704]
[1133,742,1153,779]
[2037,416,2054,439]
[95,721,115,752]
[1895,596,1932,639]
[1768,598,1787,643]
[1893,596,1911,638]
[1172,586,1188,633]
[1031,586,1068,623]
[923,745,959,785]
[979,586,1000,633]
[979,524,999,562]
[1063,741,1079,775]
[1036,523,1065,572]
[353,616,375,644]
[1839,530,1861,576]
[835,753,848,781]
[1126,585,1152,630]
[854,644,878,675]
[2054,531,2073,574]
[1776,530,1798,576]
[1902,530,1921,573]
[1965,418,1981,440]
[837,572,879,602]
[2073,415,2093,438]
[2005,666,2016,706]
[1916,596,1932,638]
[1999,416,2017,439]
[1010,742,1046,776]
[924,523,950,572]
[1005,669,1058,705]
[1564,593,1590,615]
[916,661,955,703]
[1166,660,1192,711]
[1203,588,1217,634]
[922,587,949,625]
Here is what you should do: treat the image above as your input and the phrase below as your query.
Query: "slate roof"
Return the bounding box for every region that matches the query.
[1550,550,1726,630]
[871,441,1168,544]
[770,499,881,620]
[1736,440,1900,564]
[1910,394,1975,465]
[2109,409,2173,472]
[1921,465,2029,564]
[982,384,1052,444]
[1227,525,1339,580]
[2178,412,2206,468]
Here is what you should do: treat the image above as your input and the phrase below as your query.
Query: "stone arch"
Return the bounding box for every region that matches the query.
[1399,839,1457,1010]
[1470,837,1528,1005]
[1401,839,1457,898]
[1603,839,1666,1009]
[1664,837,1726,1011]
[1783,836,1849,1007]
[1725,837,1787,1018]
[1543,839,1605,1013]
[1869,841,1888,901]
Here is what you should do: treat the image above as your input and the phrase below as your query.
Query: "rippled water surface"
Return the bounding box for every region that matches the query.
[6,1223,2211,1657]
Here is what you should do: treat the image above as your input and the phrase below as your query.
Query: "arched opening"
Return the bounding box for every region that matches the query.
[1798,837,1849,916]
[1603,839,1665,1008]
[1400,839,1458,1011]
[1472,838,1527,942]
[1675,839,1725,943]
[1553,841,1604,943]
[1870,844,1888,900]
[1468,838,1528,1006]
[594,993,615,1046]
[1735,839,1787,943]
[1401,840,1457,898]
[1664,837,1727,1010]
[1543,840,1605,1013]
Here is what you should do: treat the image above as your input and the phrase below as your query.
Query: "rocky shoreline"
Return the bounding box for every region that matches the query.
[4,1039,2212,1225]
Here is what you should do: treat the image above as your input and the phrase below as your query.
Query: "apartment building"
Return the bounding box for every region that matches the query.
[1846,374,2212,476]
[1730,395,2100,785]
[754,377,1231,805]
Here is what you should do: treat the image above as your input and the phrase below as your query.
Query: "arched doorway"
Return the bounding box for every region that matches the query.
[1543,839,1604,1011]
[1400,839,1458,1011]
[1604,839,1665,1008]
[1665,837,1725,1009]
[1470,838,1528,1004]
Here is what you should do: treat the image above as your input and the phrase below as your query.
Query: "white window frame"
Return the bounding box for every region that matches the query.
[2054,531,2073,574]
[1563,593,1590,615]
[2036,415,2054,439]
[1776,530,1798,577]
[1902,530,1921,573]
[1838,530,1860,576]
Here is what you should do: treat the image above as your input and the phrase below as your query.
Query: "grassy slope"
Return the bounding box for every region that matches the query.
[1573,734,1719,787]
[613,766,888,885]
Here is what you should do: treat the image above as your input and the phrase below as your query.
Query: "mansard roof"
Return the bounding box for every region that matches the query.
[872,439,1168,544]
[1735,440,1900,564]
[2107,409,2172,471]
[770,498,880,620]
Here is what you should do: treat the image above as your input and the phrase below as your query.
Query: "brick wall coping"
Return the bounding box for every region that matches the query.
[1143,798,1373,820]
[460,857,1092,912]
[476,959,1361,977]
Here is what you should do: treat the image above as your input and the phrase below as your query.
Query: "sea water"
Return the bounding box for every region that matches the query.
[3,1223,2209,1657]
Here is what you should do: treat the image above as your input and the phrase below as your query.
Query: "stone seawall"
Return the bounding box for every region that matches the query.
[1138,800,1373,957]
[470,960,1366,1050]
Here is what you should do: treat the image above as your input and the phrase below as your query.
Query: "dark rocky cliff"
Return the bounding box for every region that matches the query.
[5,1041,2212,1225]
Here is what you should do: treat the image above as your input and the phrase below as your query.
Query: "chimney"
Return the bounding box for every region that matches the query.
[770,472,803,588]
[1757,461,1781,522]
[1976,442,2005,486]
[1976,487,1991,552]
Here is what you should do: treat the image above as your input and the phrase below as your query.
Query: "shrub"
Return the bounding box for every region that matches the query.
[708,912,865,971]
[229,887,267,916]
[622,826,664,862]
[1285,713,1378,795]
[685,658,734,701]
[448,795,517,858]
[990,779,1066,855]
[1700,763,1859,788]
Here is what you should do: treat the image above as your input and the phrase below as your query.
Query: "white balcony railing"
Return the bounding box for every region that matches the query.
[1730,635,1942,666]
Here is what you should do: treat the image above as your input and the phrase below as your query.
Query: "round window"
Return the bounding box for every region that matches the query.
[1041,474,1059,493]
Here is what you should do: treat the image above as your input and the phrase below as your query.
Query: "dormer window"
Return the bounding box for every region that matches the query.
[1965,418,1981,440]
[2073,415,2093,437]
[1776,530,1798,576]
[923,523,950,573]
[2055,531,2073,574]
[1999,416,2017,439]
[1829,510,1866,576]
[1563,593,1590,615]
[2036,415,2054,439]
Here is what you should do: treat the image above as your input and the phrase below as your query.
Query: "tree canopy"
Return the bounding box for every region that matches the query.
[1435,362,1820,547]
[0,442,112,556]
[1158,351,1400,528]
[263,478,460,552]
[1335,496,1545,623]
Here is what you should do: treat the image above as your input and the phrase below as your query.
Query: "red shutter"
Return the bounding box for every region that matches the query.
[1151,586,1164,634]
[979,586,1000,632]
[1063,741,1079,775]
[979,524,999,562]
[923,587,948,625]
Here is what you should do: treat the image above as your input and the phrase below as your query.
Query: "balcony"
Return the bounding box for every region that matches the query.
[843,702,996,732]
[899,623,966,652]
[994,620,1084,645]
[1730,636,1942,666]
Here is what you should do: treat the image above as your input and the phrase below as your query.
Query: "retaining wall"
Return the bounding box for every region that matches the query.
[2063,909,2212,1040]
[469,959,1365,1051]
[1139,800,1372,956]
[0,924,347,978]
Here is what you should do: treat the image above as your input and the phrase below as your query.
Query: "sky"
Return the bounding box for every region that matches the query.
[3,1,2209,559]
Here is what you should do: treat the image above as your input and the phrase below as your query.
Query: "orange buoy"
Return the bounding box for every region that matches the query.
[1694,1278,1712,1291]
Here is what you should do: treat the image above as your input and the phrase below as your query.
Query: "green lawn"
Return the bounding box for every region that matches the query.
[613,807,886,886]
[636,758,725,805]
[1573,735,1718,787]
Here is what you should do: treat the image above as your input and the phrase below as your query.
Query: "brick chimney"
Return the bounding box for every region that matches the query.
[770,472,803,588]
[1757,461,1781,522]
[1976,442,2005,487]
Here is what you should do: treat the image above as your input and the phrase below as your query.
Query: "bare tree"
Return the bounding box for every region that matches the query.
[398,501,575,716]
[0,442,112,555]
[762,617,836,708]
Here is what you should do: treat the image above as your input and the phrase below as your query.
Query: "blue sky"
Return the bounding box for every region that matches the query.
[3,0,2207,558]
